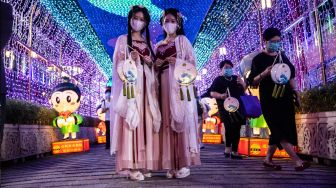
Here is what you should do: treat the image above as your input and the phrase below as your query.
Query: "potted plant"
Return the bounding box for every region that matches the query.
[295,81,336,161]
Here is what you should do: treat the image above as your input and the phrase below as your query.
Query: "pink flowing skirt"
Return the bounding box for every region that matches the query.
[115,75,161,172]
[159,69,201,170]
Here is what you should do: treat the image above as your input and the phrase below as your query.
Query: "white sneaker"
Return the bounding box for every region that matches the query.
[129,171,145,181]
[176,167,190,179]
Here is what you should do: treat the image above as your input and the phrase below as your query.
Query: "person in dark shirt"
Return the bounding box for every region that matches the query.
[248,27,310,171]
[210,60,246,159]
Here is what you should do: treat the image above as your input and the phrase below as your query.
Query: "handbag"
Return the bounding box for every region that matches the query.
[240,88,262,118]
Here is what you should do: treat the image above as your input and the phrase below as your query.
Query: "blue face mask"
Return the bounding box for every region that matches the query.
[267,41,281,52]
[223,68,233,77]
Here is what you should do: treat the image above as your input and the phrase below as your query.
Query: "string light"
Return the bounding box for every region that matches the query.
[40,0,113,77]
[193,1,253,70]
[219,47,227,56]
[261,0,272,10]
[76,0,213,59]
[196,0,336,94]
[201,68,208,75]
[85,0,163,20]
[3,0,107,117]
[3,0,335,115]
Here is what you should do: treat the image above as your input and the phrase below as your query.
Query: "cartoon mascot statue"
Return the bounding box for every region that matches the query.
[96,104,106,136]
[50,77,83,139]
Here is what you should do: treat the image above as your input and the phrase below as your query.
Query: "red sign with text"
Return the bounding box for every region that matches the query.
[238,137,289,158]
[52,139,90,154]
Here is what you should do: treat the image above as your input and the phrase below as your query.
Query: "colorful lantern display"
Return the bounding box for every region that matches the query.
[202,116,221,134]
[52,139,90,154]
[200,97,222,144]
[96,104,107,143]
[202,116,222,144]
[49,77,83,139]
[238,138,290,158]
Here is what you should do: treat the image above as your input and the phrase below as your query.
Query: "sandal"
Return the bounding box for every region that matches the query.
[263,161,282,170]
[231,153,243,160]
[166,170,175,179]
[295,161,310,171]
[224,152,230,158]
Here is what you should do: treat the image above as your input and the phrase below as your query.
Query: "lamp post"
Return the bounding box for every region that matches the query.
[27,5,36,102]
[314,0,327,85]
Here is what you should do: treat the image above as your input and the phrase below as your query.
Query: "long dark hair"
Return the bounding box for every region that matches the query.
[160,8,185,38]
[127,5,155,57]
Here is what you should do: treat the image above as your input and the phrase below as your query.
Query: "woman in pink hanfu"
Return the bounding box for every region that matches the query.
[110,5,161,181]
[155,8,201,179]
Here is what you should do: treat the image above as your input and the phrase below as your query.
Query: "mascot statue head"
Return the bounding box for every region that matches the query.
[49,77,82,115]
[201,97,218,117]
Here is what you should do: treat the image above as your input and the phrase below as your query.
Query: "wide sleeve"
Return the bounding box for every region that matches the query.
[181,36,196,65]
[113,35,128,82]
[247,55,262,86]
[111,35,128,115]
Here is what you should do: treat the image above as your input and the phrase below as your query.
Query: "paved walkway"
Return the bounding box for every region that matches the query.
[1,144,336,188]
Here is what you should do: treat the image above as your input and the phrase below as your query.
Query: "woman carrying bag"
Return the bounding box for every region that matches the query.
[210,60,246,159]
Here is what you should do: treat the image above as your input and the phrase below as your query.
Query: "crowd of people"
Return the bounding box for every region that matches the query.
[98,5,310,181]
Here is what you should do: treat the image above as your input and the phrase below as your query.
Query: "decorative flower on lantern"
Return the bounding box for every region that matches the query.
[49,77,83,139]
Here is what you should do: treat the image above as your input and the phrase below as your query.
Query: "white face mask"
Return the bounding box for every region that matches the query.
[163,23,178,35]
[131,19,145,32]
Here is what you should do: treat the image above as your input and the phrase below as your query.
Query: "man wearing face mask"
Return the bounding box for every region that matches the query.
[210,60,246,159]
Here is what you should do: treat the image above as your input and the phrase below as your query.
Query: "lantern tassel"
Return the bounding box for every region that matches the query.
[280,85,286,98]
[272,84,278,98]
[127,83,130,99]
[193,85,198,98]
[123,82,126,96]
[187,87,191,101]
[131,84,135,98]
[180,86,184,101]
[275,85,282,98]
